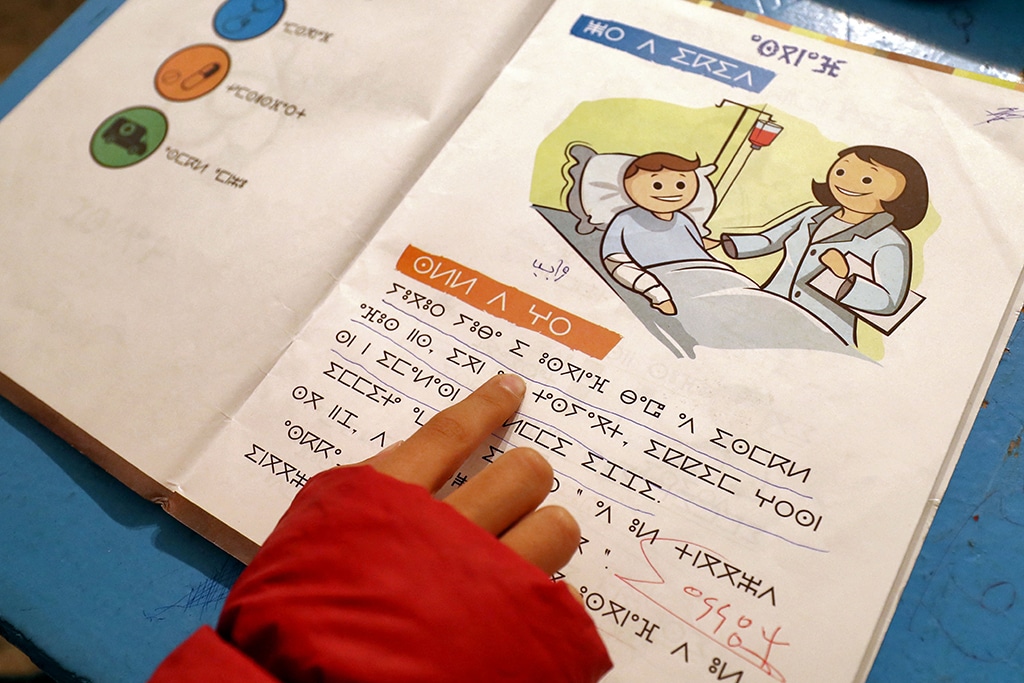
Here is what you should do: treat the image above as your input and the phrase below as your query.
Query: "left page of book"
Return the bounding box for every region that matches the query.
[0,0,555,496]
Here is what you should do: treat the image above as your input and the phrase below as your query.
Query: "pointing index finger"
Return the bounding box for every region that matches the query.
[365,373,526,491]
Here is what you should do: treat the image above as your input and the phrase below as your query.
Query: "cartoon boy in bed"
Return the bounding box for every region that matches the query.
[577,150,721,316]
[561,144,866,356]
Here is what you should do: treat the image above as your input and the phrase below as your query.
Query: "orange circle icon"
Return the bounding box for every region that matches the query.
[155,44,230,101]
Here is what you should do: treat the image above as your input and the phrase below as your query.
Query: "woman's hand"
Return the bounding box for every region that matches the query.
[820,248,850,278]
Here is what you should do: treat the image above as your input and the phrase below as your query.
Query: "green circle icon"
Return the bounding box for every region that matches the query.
[90,107,168,168]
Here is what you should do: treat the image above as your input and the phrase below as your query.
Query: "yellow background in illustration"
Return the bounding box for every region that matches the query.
[531,98,940,359]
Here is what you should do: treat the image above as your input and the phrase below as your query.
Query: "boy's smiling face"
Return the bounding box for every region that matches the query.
[624,168,699,216]
[827,153,906,216]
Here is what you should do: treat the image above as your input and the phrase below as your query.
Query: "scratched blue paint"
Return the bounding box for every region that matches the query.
[720,0,1023,79]
[805,0,1024,76]
[869,314,1024,681]
[0,393,243,680]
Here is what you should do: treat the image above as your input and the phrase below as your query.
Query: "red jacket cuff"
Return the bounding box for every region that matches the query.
[149,626,279,682]
[219,465,611,683]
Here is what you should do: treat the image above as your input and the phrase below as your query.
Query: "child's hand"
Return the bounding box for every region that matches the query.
[364,373,578,574]
[152,374,610,683]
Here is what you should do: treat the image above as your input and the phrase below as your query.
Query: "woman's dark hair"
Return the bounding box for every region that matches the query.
[624,152,700,178]
[811,145,929,231]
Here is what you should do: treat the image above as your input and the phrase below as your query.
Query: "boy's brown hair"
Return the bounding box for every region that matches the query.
[624,152,701,179]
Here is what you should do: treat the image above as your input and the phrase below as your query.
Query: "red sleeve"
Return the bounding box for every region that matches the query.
[152,465,611,683]
[149,626,278,682]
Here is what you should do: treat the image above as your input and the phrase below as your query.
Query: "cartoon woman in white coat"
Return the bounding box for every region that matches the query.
[720,145,929,346]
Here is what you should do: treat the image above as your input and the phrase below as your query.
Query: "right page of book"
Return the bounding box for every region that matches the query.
[179,0,1024,680]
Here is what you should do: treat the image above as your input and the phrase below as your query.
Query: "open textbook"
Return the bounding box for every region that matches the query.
[3,0,1024,680]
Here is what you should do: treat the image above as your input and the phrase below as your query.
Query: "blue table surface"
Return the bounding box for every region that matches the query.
[1,1,1022,681]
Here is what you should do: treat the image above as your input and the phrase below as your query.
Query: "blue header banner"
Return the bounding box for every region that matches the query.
[570,14,776,93]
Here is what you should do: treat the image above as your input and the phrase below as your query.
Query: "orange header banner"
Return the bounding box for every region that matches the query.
[396,245,620,359]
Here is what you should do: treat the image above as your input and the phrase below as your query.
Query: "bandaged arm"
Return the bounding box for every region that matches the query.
[603,253,671,305]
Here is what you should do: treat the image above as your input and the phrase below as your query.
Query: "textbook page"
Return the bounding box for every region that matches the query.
[180,0,1024,680]
[0,0,554,492]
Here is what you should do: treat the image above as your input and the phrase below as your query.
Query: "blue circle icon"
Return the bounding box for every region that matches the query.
[214,0,286,41]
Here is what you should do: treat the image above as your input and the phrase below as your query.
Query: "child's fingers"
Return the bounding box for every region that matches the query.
[445,447,552,535]
[364,374,525,491]
[499,506,581,575]
[362,372,580,575]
